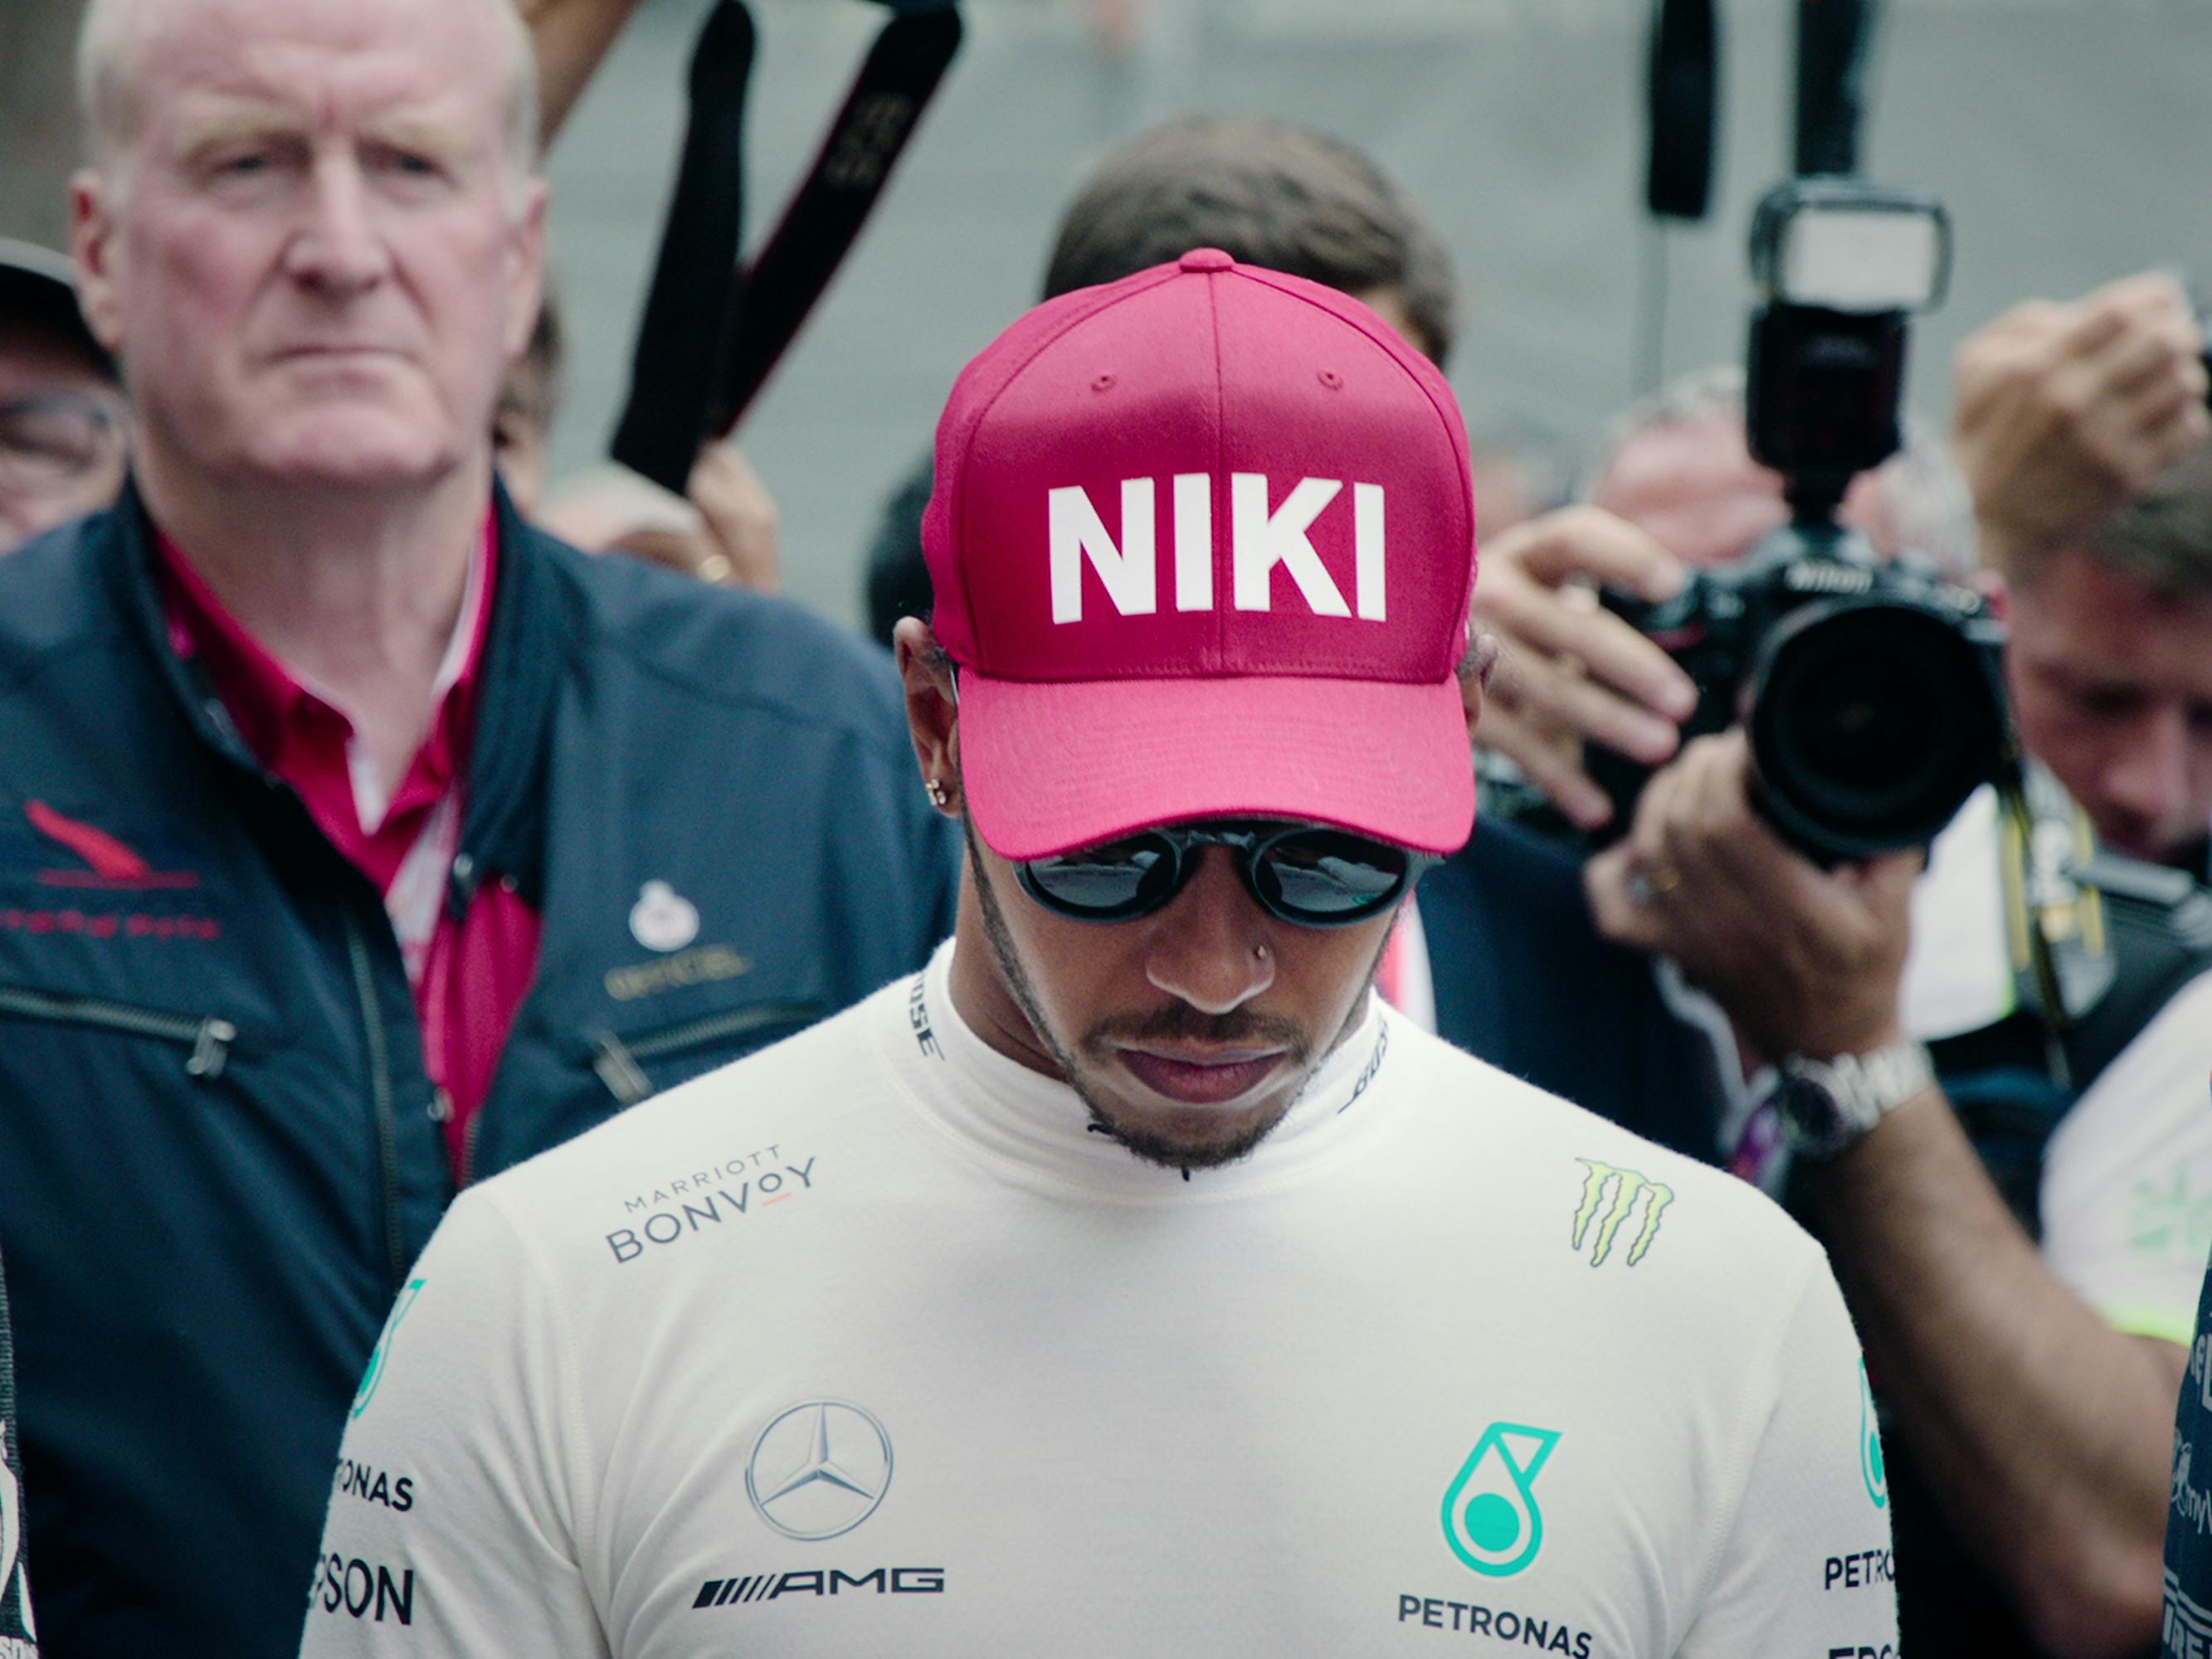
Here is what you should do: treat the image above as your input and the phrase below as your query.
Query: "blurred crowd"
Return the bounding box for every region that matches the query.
[1,2,2210,1657]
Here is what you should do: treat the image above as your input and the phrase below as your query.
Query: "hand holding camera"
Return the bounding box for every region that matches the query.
[1469,506,1698,830]
[1595,178,2010,865]
[1584,728,1922,1067]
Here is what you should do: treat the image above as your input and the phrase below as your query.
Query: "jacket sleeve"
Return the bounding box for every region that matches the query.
[1677,1258,1900,1657]
[296,1191,604,1658]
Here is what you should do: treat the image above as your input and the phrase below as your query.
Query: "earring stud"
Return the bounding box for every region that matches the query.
[926,778,949,808]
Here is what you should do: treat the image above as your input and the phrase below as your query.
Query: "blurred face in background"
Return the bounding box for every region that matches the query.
[2002,548,2212,864]
[0,317,128,552]
[1591,413,1891,568]
[71,0,545,498]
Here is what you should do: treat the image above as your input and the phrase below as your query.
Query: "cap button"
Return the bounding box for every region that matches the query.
[1178,247,1235,273]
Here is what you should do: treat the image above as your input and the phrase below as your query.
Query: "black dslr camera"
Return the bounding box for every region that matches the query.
[1595,178,2010,863]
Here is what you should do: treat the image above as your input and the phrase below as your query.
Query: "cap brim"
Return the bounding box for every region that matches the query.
[0,241,113,374]
[957,671,1475,862]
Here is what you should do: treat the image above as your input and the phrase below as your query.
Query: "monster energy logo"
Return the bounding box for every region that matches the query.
[1570,1159,1672,1267]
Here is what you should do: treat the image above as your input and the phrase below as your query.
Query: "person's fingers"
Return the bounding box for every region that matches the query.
[1477,707,1616,830]
[2045,272,2185,367]
[1490,505,1689,602]
[686,442,781,593]
[1467,631,1503,690]
[607,524,719,579]
[1830,844,1926,922]
[1490,640,1684,765]
[1621,739,1693,874]
[1650,733,1746,890]
[2093,309,2202,401]
[1487,587,1698,725]
[1584,840,1665,950]
[1526,664,1686,765]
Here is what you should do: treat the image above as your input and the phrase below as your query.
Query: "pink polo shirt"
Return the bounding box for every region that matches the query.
[153,518,542,1180]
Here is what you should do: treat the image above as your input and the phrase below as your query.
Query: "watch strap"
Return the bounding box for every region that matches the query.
[1778,1039,1936,1159]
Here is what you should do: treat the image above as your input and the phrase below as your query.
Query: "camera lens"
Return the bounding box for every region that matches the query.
[1747,599,2005,860]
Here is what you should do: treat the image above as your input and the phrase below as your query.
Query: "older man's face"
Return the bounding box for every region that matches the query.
[72,0,544,494]
[1592,414,1893,569]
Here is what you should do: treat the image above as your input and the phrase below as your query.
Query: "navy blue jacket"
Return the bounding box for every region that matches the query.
[0,486,957,1657]
[1421,816,1728,1164]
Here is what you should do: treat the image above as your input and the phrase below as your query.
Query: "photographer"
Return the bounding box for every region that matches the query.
[1474,365,1971,831]
[1956,273,2212,874]
[1567,275,2211,1657]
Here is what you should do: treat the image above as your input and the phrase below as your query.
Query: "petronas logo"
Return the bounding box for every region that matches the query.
[350,1278,426,1420]
[1440,1423,1560,1578]
[1571,1159,1673,1267]
[1859,1360,1888,1509]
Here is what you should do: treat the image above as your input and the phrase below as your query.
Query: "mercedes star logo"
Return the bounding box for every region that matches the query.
[745,1400,894,1540]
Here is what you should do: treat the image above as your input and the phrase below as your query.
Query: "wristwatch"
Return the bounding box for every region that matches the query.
[1774,1040,1936,1160]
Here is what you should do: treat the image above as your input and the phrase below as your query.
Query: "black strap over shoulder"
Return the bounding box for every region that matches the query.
[1932,849,2212,1237]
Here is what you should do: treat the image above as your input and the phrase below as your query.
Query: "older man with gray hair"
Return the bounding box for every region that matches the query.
[0,1,954,1653]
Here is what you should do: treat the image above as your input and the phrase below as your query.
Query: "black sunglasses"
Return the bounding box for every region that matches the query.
[1016,821,1433,928]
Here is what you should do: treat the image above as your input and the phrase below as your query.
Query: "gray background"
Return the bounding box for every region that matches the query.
[546,0,2212,631]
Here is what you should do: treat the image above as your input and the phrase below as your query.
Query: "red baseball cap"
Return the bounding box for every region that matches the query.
[923,249,1478,862]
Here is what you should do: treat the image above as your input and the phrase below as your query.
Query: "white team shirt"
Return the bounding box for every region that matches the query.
[300,941,1898,1658]
[1903,786,2212,1345]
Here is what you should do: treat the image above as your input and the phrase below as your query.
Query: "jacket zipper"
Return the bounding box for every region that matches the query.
[341,907,408,1289]
[589,1000,821,1107]
[459,1092,485,1190]
[0,985,237,1079]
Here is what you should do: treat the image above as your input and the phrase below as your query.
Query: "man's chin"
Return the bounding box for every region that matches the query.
[1080,1076,1301,1171]
[247,425,459,491]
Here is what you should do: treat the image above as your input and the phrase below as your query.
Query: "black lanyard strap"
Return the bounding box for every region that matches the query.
[611,0,962,494]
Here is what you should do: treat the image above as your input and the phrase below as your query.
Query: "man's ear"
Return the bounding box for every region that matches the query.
[71,169,127,358]
[503,179,551,364]
[1458,632,1499,742]
[1976,567,2011,624]
[893,617,962,816]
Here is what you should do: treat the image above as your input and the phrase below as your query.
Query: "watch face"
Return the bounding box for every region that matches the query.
[1777,1073,1850,1160]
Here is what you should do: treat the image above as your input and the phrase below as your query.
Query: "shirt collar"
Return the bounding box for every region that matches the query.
[879,937,1401,1201]
[152,513,498,778]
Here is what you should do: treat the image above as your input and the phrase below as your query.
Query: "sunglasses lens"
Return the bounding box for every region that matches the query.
[1021,833,1177,918]
[1255,830,1411,921]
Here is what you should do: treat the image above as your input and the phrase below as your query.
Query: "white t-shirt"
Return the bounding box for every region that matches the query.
[1902,786,2212,1345]
[300,942,1897,1659]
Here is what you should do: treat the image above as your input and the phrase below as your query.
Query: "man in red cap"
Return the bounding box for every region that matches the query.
[301,255,1896,1657]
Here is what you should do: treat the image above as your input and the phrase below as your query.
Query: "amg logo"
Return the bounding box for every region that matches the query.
[1048,474,1386,623]
[314,1555,415,1625]
[1571,1158,1673,1267]
[693,1568,945,1607]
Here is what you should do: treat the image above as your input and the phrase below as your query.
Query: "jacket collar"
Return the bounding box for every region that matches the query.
[99,474,564,909]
